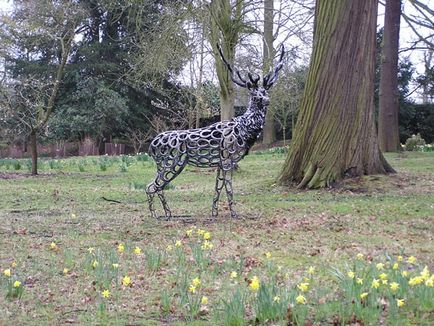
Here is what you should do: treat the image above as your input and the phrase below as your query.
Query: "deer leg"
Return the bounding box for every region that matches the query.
[146,157,187,220]
[145,183,158,219]
[223,169,238,219]
[211,167,225,219]
[146,175,173,220]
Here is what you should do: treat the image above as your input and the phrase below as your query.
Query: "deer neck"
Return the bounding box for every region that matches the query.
[237,98,267,146]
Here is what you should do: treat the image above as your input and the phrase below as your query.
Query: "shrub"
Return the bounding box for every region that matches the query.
[404,134,426,151]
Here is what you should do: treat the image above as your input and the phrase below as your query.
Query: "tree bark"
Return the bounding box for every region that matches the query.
[30,129,37,175]
[378,0,401,152]
[220,94,235,121]
[209,0,243,122]
[278,0,395,189]
[262,0,276,145]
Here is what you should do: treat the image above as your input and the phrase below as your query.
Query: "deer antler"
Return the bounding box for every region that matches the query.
[263,44,285,90]
[217,44,250,88]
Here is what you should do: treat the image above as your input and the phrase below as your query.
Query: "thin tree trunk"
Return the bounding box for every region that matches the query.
[30,129,38,175]
[378,0,401,152]
[262,0,276,145]
[195,23,206,128]
[422,50,433,104]
[279,0,394,189]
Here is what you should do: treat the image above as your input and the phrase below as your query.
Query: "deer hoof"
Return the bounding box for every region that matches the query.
[230,211,239,219]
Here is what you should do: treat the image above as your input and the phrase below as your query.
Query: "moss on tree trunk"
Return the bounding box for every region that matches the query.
[278,0,395,189]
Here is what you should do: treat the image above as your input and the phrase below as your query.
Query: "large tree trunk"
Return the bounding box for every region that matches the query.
[220,93,235,121]
[262,0,276,145]
[209,0,243,122]
[378,0,401,152]
[278,0,395,189]
[30,130,38,175]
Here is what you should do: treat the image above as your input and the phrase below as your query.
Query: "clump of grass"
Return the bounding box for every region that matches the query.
[144,248,164,273]
[48,159,62,170]
[220,289,246,326]
[98,157,108,171]
[12,160,21,170]
[136,152,149,162]
[130,182,147,190]
[77,159,86,172]
[119,162,128,173]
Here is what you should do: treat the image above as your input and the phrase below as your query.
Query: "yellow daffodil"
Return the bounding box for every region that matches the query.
[307,266,315,275]
[356,253,364,260]
[376,263,384,270]
[92,260,98,269]
[250,276,260,291]
[201,240,214,250]
[133,247,142,255]
[297,282,309,292]
[11,261,17,268]
[13,280,21,288]
[382,279,388,285]
[425,278,433,287]
[201,296,209,305]
[390,282,399,292]
[371,279,380,289]
[392,263,399,270]
[203,232,211,240]
[230,271,238,279]
[303,277,310,282]
[356,278,363,285]
[63,268,69,274]
[122,275,131,286]
[409,276,423,286]
[420,266,430,280]
[186,229,193,237]
[175,240,182,247]
[285,273,290,280]
[112,263,119,269]
[401,270,409,277]
[197,229,205,236]
[87,247,95,254]
[166,245,173,252]
[347,271,355,279]
[265,252,272,259]
[192,277,201,287]
[296,294,306,304]
[397,255,403,262]
[273,296,280,303]
[396,299,405,307]
[277,265,283,272]
[50,242,57,250]
[379,273,388,280]
[117,243,125,253]
[188,285,196,293]
[407,256,417,264]
[102,289,110,298]
[360,292,368,300]
[3,269,11,277]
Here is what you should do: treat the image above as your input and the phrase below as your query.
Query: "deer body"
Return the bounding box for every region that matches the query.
[146,46,284,219]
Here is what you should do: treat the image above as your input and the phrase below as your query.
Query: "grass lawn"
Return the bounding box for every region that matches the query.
[0,151,433,325]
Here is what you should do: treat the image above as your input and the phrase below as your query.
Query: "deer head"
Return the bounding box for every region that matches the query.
[217,44,285,107]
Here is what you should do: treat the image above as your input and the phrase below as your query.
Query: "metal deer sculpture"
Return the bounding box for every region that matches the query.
[146,45,285,219]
